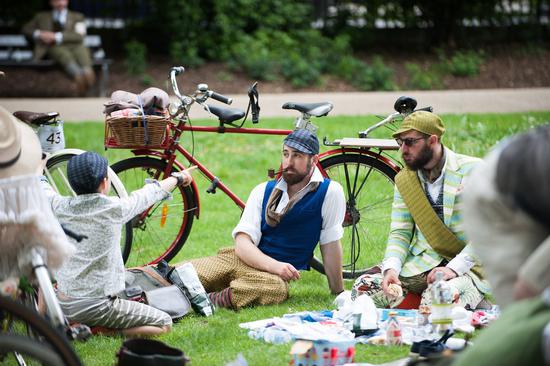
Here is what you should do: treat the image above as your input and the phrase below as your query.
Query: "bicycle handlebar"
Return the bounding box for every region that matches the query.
[171,66,185,76]
[169,65,234,115]
[358,105,433,138]
[170,66,185,101]
[208,91,233,105]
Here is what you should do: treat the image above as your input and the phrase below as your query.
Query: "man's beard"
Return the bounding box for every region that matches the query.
[282,160,312,185]
[404,144,433,170]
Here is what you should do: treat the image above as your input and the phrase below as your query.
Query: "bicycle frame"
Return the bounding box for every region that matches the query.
[127,119,402,219]
[129,122,293,217]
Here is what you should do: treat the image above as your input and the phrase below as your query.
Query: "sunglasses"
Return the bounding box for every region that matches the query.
[395,136,426,147]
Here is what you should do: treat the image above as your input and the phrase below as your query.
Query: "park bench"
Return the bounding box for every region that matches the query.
[0,34,112,97]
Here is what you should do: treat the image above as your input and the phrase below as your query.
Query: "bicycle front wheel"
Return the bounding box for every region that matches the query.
[0,295,81,366]
[313,153,397,279]
[111,157,196,267]
[0,334,64,366]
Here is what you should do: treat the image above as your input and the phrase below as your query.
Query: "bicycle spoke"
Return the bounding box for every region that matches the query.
[113,157,195,266]
[352,163,375,199]
[357,197,394,212]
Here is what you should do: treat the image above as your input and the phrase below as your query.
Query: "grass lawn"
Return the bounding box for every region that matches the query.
[59,110,549,365]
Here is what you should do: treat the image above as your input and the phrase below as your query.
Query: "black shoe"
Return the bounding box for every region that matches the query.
[409,339,432,358]
[417,329,454,358]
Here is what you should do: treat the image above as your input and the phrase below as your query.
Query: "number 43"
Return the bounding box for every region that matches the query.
[46,132,62,144]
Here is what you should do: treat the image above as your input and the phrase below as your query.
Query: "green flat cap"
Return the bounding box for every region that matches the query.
[392,111,445,138]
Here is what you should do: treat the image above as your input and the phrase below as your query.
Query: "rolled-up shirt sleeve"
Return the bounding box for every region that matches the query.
[231,182,267,246]
[319,181,345,245]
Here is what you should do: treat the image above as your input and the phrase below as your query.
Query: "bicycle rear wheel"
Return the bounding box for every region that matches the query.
[111,157,196,267]
[46,150,132,259]
[0,334,63,366]
[0,295,81,366]
[312,153,397,279]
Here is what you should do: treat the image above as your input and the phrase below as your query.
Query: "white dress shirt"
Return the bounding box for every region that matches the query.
[232,167,345,246]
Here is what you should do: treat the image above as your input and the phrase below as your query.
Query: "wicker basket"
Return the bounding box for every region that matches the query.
[104,115,172,149]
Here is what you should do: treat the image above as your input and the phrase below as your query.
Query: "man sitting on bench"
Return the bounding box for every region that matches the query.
[22,0,95,94]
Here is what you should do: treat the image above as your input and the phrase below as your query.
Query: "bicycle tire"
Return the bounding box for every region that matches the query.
[312,153,397,279]
[111,157,196,267]
[0,334,64,366]
[0,295,81,366]
[46,151,133,261]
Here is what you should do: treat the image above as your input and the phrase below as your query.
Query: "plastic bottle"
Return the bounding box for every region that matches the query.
[247,329,264,340]
[386,311,402,345]
[262,328,293,344]
[430,270,453,335]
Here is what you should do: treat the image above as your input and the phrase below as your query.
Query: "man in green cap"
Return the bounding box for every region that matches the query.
[351,111,490,309]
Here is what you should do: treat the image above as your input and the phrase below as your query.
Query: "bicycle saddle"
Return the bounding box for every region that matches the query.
[393,96,417,114]
[282,102,333,117]
[13,111,59,125]
[206,104,245,124]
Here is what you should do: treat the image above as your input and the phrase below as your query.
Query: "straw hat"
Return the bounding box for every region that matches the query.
[0,106,43,179]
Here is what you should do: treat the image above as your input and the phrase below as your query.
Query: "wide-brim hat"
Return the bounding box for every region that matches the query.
[392,110,445,138]
[0,106,42,179]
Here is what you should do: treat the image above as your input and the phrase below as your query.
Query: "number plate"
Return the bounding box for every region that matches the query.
[37,123,65,152]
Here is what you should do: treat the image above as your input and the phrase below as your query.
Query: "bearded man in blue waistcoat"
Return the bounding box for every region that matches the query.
[181,129,346,310]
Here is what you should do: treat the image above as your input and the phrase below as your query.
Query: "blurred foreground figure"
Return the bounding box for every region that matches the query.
[463,124,550,308]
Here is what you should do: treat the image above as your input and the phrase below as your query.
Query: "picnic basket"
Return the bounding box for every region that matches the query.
[104,115,172,149]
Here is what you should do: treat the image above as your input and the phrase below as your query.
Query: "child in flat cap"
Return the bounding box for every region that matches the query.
[41,151,193,337]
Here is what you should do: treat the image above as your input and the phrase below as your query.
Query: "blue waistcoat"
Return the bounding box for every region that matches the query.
[258,178,330,270]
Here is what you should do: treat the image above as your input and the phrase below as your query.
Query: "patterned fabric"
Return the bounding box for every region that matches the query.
[67,152,108,194]
[351,272,483,309]
[58,296,172,328]
[425,181,444,222]
[283,129,320,154]
[385,147,491,294]
[179,247,288,310]
[208,287,234,309]
[42,180,170,297]
[264,180,319,227]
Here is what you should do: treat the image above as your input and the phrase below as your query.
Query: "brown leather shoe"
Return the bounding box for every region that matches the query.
[74,74,88,96]
[83,69,96,88]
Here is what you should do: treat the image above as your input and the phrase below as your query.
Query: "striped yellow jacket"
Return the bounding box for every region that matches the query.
[384,147,490,294]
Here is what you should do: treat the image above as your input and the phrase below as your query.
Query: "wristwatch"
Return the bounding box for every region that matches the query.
[171,172,184,186]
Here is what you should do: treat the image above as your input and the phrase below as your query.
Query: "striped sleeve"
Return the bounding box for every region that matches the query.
[384,185,415,266]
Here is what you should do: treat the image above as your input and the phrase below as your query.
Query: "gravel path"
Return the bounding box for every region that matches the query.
[1,88,549,122]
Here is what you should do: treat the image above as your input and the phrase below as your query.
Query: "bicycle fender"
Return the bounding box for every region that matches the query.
[318,148,401,174]
[128,149,201,219]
